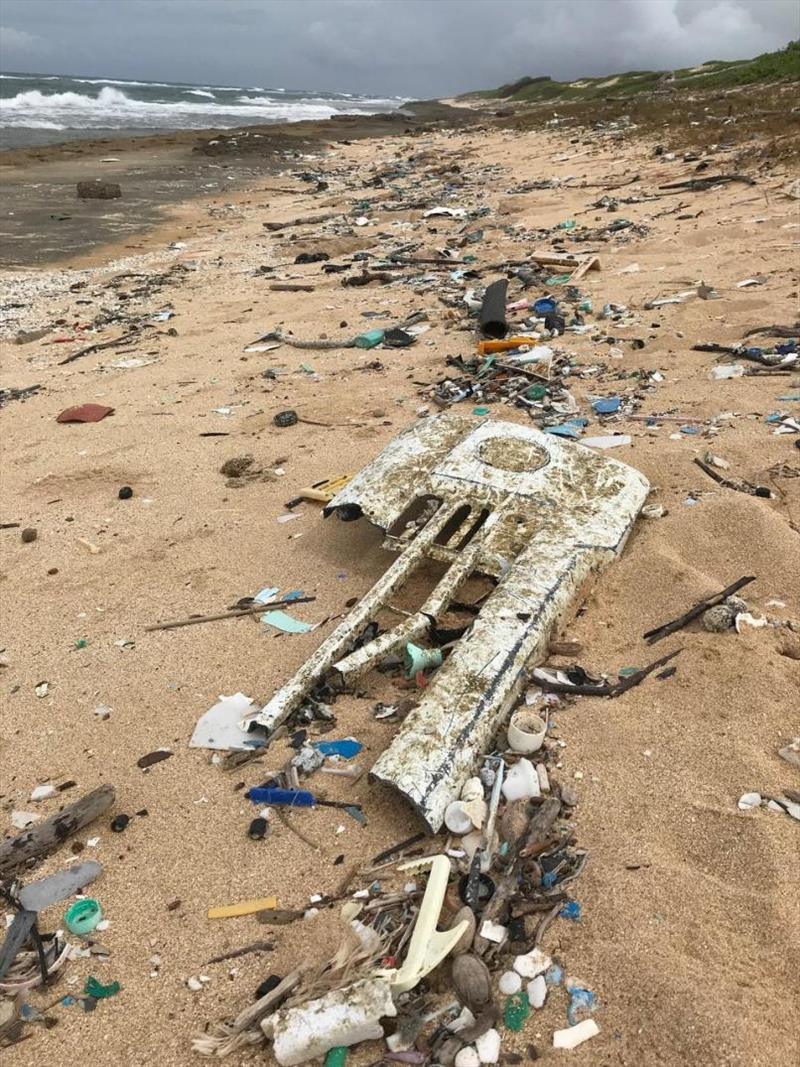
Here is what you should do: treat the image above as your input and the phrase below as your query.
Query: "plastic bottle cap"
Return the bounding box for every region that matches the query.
[64,897,102,936]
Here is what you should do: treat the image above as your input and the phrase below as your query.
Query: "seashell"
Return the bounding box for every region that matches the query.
[449,906,476,955]
[452,953,493,1012]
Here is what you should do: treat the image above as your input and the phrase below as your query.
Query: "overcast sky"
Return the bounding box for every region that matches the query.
[1,0,797,97]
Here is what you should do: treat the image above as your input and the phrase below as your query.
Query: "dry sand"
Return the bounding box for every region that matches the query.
[1,115,799,1067]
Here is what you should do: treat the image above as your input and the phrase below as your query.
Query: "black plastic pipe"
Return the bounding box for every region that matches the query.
[479,278,508,339]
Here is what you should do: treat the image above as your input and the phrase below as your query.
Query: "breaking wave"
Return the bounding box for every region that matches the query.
[0,85,400,131]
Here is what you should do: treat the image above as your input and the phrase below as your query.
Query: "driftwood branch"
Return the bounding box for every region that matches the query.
[658,174,755,193]
[58,331,141,366]
[0,785,115,877]
[534,648,682,697]
[144,596,315,632]
[263,212,338,232]
[643,576,755,644]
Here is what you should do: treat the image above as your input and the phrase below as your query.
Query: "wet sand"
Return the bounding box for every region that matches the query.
[0,102,475,268]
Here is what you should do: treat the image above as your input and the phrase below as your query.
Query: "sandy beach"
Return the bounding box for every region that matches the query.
[1,103,799,1067]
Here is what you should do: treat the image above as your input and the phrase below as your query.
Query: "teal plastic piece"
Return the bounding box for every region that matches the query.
[64,898,102,936]
[84,976,121,999]
[354,329,385,349]
[324,1048,347,1067]
[503,991,530,1031]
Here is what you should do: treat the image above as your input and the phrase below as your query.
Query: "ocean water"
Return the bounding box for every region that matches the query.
[0,71,405,148]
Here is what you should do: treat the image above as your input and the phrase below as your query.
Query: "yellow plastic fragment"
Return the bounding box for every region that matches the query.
[207,896,278,919]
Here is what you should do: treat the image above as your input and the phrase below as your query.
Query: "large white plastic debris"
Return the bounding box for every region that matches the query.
[267,977,396,1065]
[247,414,649,831]
[190,692,262,750]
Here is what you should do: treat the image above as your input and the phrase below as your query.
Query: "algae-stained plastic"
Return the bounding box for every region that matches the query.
[247,414,649,832]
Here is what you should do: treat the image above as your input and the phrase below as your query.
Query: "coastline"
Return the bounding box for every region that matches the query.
[0,100,477,269]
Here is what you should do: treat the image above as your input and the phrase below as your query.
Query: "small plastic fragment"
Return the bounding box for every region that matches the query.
[261,610,314,634]
[57,403,114,423]
[455,1048,480,1067]
[560,900,581,921]
[513,948,551,978]
[503,991,530,1032]
[528,974,547,1009]
[324,1048,348,1067]
[83,976,120,999]
[313,738,363,759]
[475,1029,501,1064]
[566,985,596,1025]
[738,792,762,811]
[30,784,57,802]
[552,1019,600,1049]
[207,896,277,919]
[498,971,521,995]
[480,920,508,944]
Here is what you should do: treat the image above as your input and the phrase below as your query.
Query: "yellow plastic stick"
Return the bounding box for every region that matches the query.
[207,896,278,920]
[478,337,540,355]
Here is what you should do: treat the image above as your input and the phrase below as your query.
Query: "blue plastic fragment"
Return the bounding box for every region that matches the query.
[545,418,588,439]
[254,586,280,603]
[546,964,564,987]
[533,297,557,316]
[313,738,363,759]
[592,396,621,415]
[247,787,316,807]
[542,870,558,888]
[545,424,580,439]
[679,425,700,435]
[261,610,313,634]
[344,805,367,826]
[765,412,785,423]
[560,900,582,921]
[282,590,305,602]
[567,986,597,1026]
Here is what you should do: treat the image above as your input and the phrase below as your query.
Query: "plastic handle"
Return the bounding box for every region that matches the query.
[246,787,316,807]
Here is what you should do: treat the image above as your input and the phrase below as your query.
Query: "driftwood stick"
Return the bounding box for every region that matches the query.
[534,648,682,697]
[658,174,754,192]
[519,799,562,858]
[0,785,115,876]
[694,457,769,497]
[58,331,141,366]
[534,901,563,946]
[643,576,755,644]
[204,941,275,965]
[263,212,338,232]
[370,832,427,866]
[269,283,315,293]
[144,596,315,632]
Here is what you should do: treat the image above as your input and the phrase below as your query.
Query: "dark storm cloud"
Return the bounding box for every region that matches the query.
[1,0,797,96]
